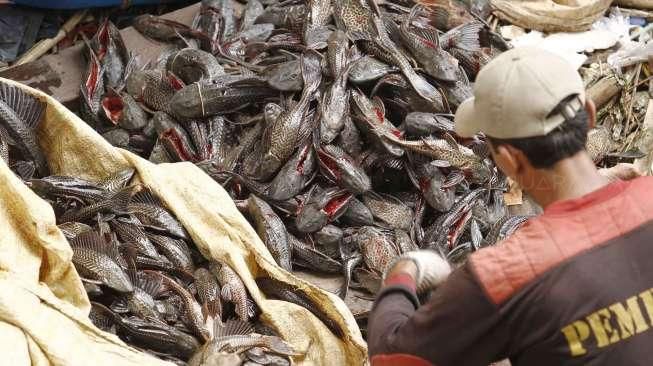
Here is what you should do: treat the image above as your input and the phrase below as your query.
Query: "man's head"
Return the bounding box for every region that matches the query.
[454,47,598,198]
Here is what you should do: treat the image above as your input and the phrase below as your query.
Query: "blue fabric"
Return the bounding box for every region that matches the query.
[12,0,182,9]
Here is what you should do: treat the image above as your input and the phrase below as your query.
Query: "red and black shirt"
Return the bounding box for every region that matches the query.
[368,177,653,366]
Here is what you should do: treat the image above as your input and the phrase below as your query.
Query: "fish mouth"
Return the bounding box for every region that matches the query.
[324,191,352,220]
[102,95,124,124]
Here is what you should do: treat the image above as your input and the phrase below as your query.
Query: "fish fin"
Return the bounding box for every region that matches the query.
[364,0,382,16]
[607,149,647,159]
[140,273,164,297]
[187,281,197,295]
[131,187,162,206]
[370,96,386,120]
[12,161,35,180]
[214,318,255,338]
[107,233,127,265]
[413,26,441,49]
[323,143,347,158]
[246,298,257,317]
[110,299,130,314]
[118,54,139,92]
[347,31,370,42]
[403,5,439,49]
[221,284,233,301]
[70,230,108,252]
[0,81,46,130]
[91,302,122,325]
[203,299,222,321]
[385,158,404,170]
[470,140,489,159]
[442,170,466,189]
[429,159,452,168]
[300,49,323,93]
[470,219,483,250]
[296,108,318,147]
[201,302,210,322]
[70,232,118,277]
[404,161,421,190]
[441,21,483,51]
[124,246,139,285]
[109,187,134,214]
[443,133,460,151]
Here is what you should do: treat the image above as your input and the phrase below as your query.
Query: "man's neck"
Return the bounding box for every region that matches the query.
[525,152,611,208]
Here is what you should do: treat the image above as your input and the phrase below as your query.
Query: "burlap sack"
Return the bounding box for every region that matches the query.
[614,0,653,10]
[490,0,613,32]
[0,77,368,365]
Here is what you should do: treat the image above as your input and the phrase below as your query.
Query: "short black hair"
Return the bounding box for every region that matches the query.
[487,107,589,169]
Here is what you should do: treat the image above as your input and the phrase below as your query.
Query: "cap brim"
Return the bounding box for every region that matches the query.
[454,98,478,138]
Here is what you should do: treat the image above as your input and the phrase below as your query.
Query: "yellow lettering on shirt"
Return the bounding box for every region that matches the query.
[561,321,590,356]
[639,290,653,325]
[609,296,649,339]
[561,288,653,357]
[587,309,619,347]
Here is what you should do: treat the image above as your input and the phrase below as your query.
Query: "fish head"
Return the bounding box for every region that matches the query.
[107,272,134,293]
[423,180,455,212]
[125,70,155,100]
[264,102,284,124]
[259,152,283,181]
[296,200,329,233]
[170,83,204,119]
[342,198,374,226]
[25,179,55,195]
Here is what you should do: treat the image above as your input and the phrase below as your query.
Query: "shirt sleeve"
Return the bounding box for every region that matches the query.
[367,262,510,366]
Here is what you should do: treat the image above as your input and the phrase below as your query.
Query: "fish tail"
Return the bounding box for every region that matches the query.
[213,318,254,338]
[0,81,48,175]
[300,49,323,94]
[202,299,222,321]
[0,81,45,130]
[109,187,134,213]
[442,21,483,51]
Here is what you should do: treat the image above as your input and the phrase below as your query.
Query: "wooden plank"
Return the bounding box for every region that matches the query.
[0,3,201,107]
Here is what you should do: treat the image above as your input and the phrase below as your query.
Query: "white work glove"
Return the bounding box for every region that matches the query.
[383,250,452,294]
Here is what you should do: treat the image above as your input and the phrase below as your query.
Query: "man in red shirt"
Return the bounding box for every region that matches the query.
[368,47,652,365]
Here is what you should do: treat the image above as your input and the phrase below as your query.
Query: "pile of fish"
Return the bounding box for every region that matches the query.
[69,0,535,301]
[0,79,351,364]
[28,170,318,365]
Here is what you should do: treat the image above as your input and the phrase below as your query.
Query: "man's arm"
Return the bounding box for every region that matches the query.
[368,262,510,366]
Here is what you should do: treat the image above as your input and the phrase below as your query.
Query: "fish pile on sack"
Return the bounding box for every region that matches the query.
[0,78,372,365]
[29,171,312,365]
[70,0,535,299]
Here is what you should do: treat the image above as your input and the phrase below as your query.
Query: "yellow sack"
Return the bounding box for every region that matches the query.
[490,0,612,32]
[614,0,653,10]
[0,77,368,365]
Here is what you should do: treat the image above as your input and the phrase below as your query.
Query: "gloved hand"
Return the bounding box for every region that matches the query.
[383,250,452,294]
[598,163,641,182]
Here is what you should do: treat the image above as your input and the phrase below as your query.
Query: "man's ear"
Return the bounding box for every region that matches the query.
[585,99,596,129]
[493,144,521,178]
